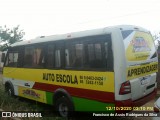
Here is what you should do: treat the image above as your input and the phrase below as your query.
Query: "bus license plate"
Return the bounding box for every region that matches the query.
[140,77,150,85]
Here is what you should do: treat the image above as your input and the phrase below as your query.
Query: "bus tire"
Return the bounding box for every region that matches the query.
[55,96,74,117]
[5,83,14,97]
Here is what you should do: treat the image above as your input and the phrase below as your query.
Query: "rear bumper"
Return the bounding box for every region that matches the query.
[133,88,157,106]
[115,88,157,110]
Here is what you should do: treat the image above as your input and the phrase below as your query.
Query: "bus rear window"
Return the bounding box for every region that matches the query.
[122,30,157,61]
[122,30,133,39]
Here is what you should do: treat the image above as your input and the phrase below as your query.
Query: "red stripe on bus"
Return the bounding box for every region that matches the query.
[33,82,115,103]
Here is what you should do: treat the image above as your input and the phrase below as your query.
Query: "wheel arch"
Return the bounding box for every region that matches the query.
[53,88,75,110]
[5,81,13,88]
[4,81,15,95]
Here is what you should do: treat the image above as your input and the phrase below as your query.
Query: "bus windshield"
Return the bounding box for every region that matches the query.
[122,30,157,61]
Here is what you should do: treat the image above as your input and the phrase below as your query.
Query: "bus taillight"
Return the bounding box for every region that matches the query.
[119,81,131,95]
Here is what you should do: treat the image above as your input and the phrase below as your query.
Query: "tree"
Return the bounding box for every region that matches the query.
[152,31,160,46]
[0,25,25,50]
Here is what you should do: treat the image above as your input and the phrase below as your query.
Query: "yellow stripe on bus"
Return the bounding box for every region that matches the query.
[127,62,158,80]
[3,68,115,93]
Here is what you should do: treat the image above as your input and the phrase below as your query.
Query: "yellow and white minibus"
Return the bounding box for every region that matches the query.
[2,25,158,117]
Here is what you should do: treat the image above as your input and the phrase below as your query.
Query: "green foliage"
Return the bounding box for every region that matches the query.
[0,25,25,50]
[0,80,65,120]
[152,32,160,46]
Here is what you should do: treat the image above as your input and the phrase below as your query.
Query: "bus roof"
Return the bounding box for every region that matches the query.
[11,25,149,47]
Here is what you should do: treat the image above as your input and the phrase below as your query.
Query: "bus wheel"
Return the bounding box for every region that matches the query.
[55,96,74,117]
[5,84,14,97]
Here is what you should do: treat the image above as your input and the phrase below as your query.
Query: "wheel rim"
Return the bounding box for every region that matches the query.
[8,88,12,96]
[59,103,68,117]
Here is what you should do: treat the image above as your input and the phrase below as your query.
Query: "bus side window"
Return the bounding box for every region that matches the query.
[24,47,34,68]
[87,43,103,68]
[47,45,55,68]
[82,35,113,71]
[33,47,45,68]
[74,44,83,67]
[55,50,61,68]
[105,42,108,59]
[1,53,6,62]
[5,52,19,67]
[65,49,70,67]
[65,42,83,68]
[24,46,45,68]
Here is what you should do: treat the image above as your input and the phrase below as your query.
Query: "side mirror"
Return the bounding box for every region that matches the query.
[1,53,6,62]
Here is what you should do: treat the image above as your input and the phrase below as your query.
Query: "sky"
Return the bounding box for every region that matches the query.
[0,0,160,40]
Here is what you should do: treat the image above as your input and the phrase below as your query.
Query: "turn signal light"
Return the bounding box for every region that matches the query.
[119,81,131,95]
